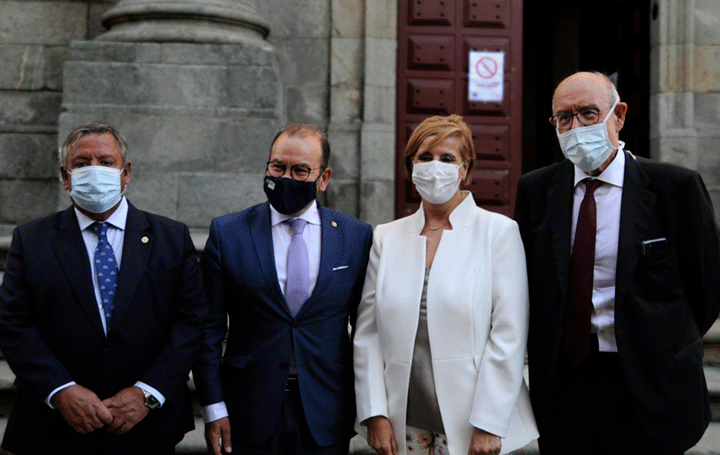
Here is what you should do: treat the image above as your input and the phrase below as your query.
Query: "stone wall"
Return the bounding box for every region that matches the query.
[0,0,117,225]
[651,0,720,214]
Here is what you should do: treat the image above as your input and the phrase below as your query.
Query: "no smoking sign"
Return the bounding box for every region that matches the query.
[469,51,504,102]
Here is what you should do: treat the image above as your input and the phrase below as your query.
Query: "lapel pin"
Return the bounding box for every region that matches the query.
[331,221,338,228]
[141,236,149,244]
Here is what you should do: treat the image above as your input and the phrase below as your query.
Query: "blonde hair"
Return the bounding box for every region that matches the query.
[403,114,474,185]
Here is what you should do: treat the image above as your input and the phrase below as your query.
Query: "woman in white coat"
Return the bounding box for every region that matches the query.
[354,115,538,455]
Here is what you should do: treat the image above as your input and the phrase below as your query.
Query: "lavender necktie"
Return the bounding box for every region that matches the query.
[285,218,309,317]
[92,222,118,330]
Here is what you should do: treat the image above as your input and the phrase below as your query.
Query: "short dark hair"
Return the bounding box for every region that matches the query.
[269,123,330,168]
[59,121,129,168]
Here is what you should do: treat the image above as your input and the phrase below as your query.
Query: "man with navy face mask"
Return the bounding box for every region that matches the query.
[515,72,720,454]
[193,123,373,455]
[0,121,206,454]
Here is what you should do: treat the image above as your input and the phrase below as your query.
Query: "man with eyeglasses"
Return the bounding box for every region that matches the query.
[193,123,373,455]
[514,71,720,454]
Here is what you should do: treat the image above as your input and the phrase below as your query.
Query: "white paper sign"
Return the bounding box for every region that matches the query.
[468,51,504,102]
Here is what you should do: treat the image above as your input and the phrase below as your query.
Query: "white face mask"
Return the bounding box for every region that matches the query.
[411,160,461,205]
[556,99,619,173]
[67,165,125,214]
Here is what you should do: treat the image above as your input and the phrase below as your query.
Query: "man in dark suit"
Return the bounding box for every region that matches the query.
[193,123,373,455]
[515,71,720,454]
[0,121,205,455]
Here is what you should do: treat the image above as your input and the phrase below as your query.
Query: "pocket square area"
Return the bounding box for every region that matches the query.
[332,265,349,271]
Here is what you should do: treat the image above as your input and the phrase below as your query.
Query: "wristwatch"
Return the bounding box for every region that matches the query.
[140,388,161,409]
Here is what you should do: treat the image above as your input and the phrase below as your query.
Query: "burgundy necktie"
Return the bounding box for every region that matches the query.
[565,178,601,365]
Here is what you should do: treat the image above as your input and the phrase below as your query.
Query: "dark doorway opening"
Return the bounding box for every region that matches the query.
[522,0,650,173]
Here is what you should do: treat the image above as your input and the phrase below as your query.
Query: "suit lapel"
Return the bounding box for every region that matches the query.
[249,202,287,311]
[111,204,151,332]
[615,153,655,311]
[52,207,105,339]
[548,162,575,303]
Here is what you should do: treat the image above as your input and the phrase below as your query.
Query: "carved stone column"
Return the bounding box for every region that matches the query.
[100,0,269,44]
[59,0,283,229]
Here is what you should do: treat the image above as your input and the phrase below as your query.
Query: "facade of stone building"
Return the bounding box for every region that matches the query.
[0,0,719,231]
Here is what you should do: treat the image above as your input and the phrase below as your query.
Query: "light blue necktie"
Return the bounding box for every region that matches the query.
[92,222,118,330]
[285,218,309,317]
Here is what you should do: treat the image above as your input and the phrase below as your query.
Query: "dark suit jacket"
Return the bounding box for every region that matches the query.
[0,203,206,455]
[514,152,720,454]
[193,201,372,448]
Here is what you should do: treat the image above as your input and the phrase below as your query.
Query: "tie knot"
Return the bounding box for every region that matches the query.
[286,218,307,236]
[584,178,602,194]
[92,222,109,239]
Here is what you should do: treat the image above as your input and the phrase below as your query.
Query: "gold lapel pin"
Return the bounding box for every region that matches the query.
[331,221,338,228]
[141,236,149,244]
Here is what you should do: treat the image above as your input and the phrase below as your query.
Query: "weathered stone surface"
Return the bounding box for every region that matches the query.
[0,45,44,90]
[327,124,360,180]
[324,178,359,218]
[159,42,275,66]
[695,45,720,92]
[360,124,395,181]
[0,2,86,46]
[67,41,162,64]
[360,180,394,227]
[0,179,62,225]
[177,172,265,228]
[364,37,395,88]
[332,0,364,39]
[274,37,330,88]
[695,0,720,45]
[697,137,720,187]
[44,46,69,91]
[88,3,115,40]
[228,66,281,109]
[364,85,395,124]
[0,134,59,179]
[365,0,396,39]
[257,0,329,39]
[650,136,698,169]
[695,93,720,133]
[286,86,329,126]
[59,113,279,174]
[0,91,62,127]
[124,171,178,220]
[331,38,362,86]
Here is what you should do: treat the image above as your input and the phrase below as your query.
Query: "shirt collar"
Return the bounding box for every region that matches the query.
[270,199,321,227]
[75,197,129,232]
[573,142,626,189]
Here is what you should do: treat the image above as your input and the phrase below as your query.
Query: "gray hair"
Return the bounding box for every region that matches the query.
[59,121,130,169]
[552,71,620,114]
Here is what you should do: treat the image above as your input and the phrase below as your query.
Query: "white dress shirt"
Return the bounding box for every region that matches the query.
[46,198,164,408]
[571,145,625,352]
[202,200,323,423]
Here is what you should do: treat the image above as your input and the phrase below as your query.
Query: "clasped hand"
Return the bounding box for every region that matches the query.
[53,384,149,434]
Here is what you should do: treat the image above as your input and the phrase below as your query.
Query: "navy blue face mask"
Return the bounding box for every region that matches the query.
[263,175,318,215]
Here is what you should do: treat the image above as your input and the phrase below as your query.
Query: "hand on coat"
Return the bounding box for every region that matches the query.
[102,386,149,434]
[205,417,232,455]
[53,384,113,434]
[468,427,501,455]
[365,416,399,455]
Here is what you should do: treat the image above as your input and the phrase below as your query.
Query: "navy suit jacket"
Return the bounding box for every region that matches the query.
[515,152,720,454]
[193,201,373,447]
[0,203,206,455]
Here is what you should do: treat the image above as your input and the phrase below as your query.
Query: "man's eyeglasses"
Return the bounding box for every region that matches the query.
[266,161,323,181]
[550,103,613,131]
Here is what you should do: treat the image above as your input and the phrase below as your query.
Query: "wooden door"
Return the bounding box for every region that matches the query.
[396,0,524,218]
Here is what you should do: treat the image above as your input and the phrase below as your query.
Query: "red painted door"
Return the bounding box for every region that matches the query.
[396,0,523,218]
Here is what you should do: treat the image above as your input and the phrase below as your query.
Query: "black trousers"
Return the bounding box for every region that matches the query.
[538,350,666,455]
[232,390,349,455]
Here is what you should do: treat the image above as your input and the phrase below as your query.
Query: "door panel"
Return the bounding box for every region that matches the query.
[396,0,523,218]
